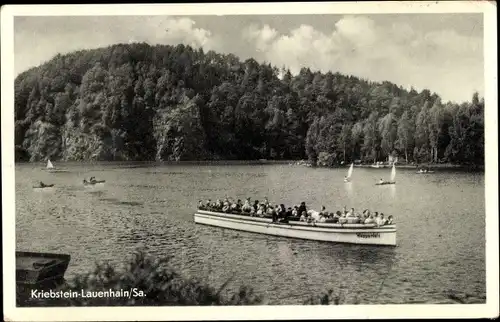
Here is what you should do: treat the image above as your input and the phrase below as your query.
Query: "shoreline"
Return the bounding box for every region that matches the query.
[14,159,484,171]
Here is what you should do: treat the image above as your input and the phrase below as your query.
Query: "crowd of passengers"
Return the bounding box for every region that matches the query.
[198,197,393,226]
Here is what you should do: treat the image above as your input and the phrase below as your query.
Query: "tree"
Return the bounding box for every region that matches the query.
[414,101,431,162]
[428,98,444,163]
[338,124,352,163]
[378,113,398,161]
[12,42,484,166]
[396,111,413,163]
[362,112,380,162]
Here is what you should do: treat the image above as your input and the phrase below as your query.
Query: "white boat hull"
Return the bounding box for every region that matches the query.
[194,210,397,246]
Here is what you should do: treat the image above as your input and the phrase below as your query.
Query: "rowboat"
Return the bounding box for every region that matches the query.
[194,210,397,246]
[16,251,71,285]
[33,184,54,189]
[83,180,106,186]
[416,169,434,174]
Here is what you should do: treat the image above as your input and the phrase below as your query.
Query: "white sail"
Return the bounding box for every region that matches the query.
[347,163,354,178]
[47,159,54,169]
[390,164,396,182]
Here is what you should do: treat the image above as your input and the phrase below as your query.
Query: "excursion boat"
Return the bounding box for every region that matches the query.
[16,251,71,285]
[194,209,397,246]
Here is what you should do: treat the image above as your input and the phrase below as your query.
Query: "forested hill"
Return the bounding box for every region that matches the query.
[15,42,484,166]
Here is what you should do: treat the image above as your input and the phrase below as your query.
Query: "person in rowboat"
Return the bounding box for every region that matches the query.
[39,181,47,188]
[379,178,384,184]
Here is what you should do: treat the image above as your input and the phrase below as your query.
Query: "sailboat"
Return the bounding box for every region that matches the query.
[44,159,68,173]
[344,163,354,182]
[375,163,396,185]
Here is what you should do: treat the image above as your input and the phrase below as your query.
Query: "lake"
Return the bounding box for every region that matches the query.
[15,162,486,304]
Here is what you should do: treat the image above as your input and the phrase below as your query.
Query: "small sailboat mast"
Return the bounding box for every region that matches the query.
[347,163,354,179]
[390,164,396,182]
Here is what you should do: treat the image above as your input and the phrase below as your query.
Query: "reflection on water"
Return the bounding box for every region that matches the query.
[390,185,396,199]
[15,163,485,304]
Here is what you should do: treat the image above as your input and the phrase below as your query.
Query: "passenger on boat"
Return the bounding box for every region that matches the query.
[198,200,204,209]
[264,197,270,208]
[267,205,276,217]
[376,213,386,226]
[346,208,356,217]
[319,206,327,216]
[292,206,299,217]
[330,211,341,223]
[242,199,252,212]
[277,204,286,216]
[308,210,321,222]
[386,215,393,225]
[233,199,242,211]
[257,204,266,217]
[253,200,260,213]
[338,216,348,224]
[83,179,88,184]
[364,214,376,224]
[39,181,47,188]
[342,206,348,216]
[298,202,307,215]
[270,209,277,222]
[299,211,307,222]
[379,178,384,184]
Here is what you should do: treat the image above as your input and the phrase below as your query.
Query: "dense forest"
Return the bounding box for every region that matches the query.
[14,42,484,166]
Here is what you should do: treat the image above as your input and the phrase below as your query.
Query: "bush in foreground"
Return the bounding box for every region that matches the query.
[17,250,262,306]
[17,249,479,306]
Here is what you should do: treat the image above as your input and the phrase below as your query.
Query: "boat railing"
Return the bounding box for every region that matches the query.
[197,207,394,229]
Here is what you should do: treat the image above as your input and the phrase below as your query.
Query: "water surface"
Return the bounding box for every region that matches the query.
[15,163,486,304]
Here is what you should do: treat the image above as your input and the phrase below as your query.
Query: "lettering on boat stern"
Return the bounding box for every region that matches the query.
[356,232,381,238]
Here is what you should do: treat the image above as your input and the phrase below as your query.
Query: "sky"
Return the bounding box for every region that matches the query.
[14,13,484,103]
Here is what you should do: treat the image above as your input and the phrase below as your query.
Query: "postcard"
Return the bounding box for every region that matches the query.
[2,1,498,321]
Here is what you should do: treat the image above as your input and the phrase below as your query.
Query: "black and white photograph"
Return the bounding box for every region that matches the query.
[2,2,498,321]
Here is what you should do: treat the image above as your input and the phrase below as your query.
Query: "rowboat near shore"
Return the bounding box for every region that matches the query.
[194,210,397,246]
[16,251,71,285]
